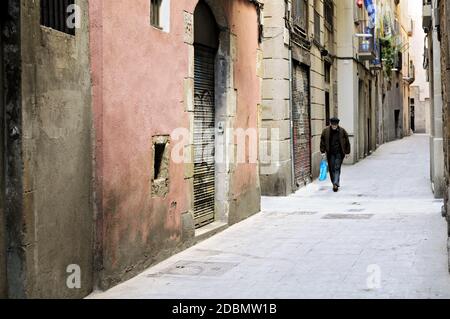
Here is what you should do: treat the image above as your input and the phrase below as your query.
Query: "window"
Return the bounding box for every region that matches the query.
[324,0,334,32]
[40,0,76,35]
[150,0,162,28]
[150,0,170,32]
[324,62,331,84]
[314,10,321,43]
[293,0,308,33]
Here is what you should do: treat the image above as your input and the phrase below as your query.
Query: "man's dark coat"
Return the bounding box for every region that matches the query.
[320,126,351,155]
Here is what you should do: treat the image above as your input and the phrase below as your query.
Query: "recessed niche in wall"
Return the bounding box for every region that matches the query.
[152,136,170,197]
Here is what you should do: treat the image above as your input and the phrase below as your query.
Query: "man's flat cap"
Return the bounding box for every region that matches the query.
[330,117,340,124]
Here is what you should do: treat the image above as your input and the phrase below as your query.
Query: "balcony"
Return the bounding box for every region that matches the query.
[403,61,416,84]
[357,24,376,62]
[407,18,414,37]
[422,3,432,32]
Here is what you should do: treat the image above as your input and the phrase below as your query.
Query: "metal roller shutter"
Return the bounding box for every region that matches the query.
[292,63,312,187]
[193,45,216,228]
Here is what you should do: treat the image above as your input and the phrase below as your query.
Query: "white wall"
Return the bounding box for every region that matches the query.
[409,0,429,102]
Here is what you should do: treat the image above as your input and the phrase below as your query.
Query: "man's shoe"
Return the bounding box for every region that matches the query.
[333,185,338,192]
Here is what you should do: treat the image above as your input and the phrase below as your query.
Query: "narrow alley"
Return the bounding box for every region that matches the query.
[89,135,450,299]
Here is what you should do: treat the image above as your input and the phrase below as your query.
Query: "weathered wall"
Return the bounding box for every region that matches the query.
[438,0,450,243]
[90,0,190,289]
[226,0,261,224]
[4,0,23,299]
[0,0,7,299]
[90,0,261,289]
[18,0,93,298]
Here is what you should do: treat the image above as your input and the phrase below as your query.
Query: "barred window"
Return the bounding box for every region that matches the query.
[324,0,334,32]
[40,0,76,35]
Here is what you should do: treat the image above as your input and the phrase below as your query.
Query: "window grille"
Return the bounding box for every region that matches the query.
[40,0,76,35]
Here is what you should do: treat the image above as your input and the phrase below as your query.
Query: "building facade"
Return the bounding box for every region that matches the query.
[90,0,263,291]
[261,0,414,193]
[409,0,430,135]
[423,0,445,199]
[335,0,380,164]
[1,0,263,298]
[2,0,94,298]
[424,0,450,269]
[378,0,414,145]
[435,0,450,267]
[260,0,337,196]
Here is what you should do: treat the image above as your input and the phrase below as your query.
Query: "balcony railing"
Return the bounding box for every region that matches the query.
[357,23,376,62]
[422,2,432,32]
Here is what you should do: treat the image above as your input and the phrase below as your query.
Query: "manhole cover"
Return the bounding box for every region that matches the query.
[322,214,374,220]
[264,211,317,216]
[287,211,318,215]
[161,260,238,277]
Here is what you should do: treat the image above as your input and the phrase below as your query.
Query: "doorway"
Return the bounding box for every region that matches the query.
[193,1,219,229]
[358,80,365,159]
[292,62,311,188]
[367,81,372,153]
[325,91,330,126]
[395,109,400,139]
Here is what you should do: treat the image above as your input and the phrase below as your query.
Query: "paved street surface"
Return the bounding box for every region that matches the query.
[89,134,450,299]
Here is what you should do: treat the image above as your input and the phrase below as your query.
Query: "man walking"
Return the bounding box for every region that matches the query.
[320,117,351,192]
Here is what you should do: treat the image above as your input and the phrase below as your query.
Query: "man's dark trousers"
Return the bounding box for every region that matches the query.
[328,153,343,187]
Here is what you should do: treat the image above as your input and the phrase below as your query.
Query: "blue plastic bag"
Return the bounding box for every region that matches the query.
[319,159,328,181]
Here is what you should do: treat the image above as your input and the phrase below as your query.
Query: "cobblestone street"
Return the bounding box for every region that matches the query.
[89,134,450,299]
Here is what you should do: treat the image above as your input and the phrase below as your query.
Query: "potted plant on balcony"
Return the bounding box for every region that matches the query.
[380,36,396,77]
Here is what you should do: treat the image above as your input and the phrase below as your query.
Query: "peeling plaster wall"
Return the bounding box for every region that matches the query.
[18,0,93,298]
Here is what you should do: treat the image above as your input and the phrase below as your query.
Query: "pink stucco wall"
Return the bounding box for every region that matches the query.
[89,0,261,285]
[226,1,260,199]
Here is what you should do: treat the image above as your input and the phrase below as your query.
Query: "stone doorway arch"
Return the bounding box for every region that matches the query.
[184,0,235,233]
